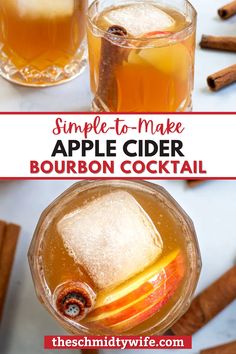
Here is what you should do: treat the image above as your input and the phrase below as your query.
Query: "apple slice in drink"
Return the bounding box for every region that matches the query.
[84,249,185,332]
[138,43,190,81]
[127,31,172,66]
[143,31,172,37]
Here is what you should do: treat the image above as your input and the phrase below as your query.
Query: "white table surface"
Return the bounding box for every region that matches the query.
[0,180,236,354]
[0,0,235,112]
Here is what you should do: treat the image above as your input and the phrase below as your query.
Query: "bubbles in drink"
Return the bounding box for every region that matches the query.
[58,191,163,290]
[13,0,74,18]
[103,3,175,36]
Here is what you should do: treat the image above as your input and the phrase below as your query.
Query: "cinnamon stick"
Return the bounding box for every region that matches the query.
[0,221,20,322]
[200,341,236,354]
[95,25,128,111]
[170,265,236,336]
[0,221,7,254]
[186,180,204,188]
[200,35,236,52]
[218,1,236,19]
[207,64,236,91]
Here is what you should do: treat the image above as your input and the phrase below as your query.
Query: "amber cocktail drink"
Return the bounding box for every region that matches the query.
[29,180,201,335]
[0,0,87,86]
[87,0,196,112]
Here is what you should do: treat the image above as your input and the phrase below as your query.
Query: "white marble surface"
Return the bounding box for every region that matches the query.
[0,180,236,354]
[0,0,235,112]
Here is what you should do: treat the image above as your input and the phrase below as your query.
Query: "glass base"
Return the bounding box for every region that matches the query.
[91,96,193,112]
[0,47,87,87]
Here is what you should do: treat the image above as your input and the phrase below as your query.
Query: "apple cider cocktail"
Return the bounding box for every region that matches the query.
[87,0,196,112]
[0,0,87,86]
[29,180,201,335]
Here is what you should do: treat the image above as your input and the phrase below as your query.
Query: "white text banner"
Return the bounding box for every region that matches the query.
[0,113,234,179]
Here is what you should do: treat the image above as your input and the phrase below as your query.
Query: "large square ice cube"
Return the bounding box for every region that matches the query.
[58,191,163,289]
[104,4,175,37]
[14,0,74,19]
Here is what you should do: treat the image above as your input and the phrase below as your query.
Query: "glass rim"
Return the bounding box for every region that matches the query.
[87,0,197,42]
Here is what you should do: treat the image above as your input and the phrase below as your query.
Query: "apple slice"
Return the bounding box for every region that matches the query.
[128,50,148,66]
[138,43,190,80]
[84,250,185,332]
[143,31,172,37]
[94,249,181,308]
[127,32,172,66]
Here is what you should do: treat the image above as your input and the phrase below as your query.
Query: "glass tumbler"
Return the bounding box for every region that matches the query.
[28,180,201,335]
[0,0,87,86]
[87,0,197,112]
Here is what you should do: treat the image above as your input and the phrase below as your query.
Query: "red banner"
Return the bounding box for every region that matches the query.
[44,335,192,350]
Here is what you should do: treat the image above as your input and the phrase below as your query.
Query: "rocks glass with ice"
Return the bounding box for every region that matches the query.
[0,0,87,86]
[87,0,197,112]
[28,180,201,335]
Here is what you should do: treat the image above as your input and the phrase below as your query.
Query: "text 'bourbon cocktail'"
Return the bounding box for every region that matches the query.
[87,0,196,112]
[29,181,201,335]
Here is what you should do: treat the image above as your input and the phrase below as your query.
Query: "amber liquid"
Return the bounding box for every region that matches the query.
[0,0,87,84]
[88,3,195,112]
[41,183,191,334]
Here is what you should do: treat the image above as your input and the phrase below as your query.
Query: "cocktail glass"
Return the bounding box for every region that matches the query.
[28,180,201,335]
[87,0,196,112]
[0,0,87,86]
